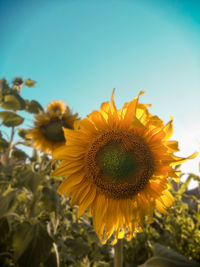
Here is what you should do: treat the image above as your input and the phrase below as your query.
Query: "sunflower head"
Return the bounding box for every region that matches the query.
[52,90,197,245]
[46,100,66,114]
[27,100,79,154]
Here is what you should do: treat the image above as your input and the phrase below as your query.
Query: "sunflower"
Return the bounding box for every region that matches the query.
[27,100,79,154]
[52,90,197,245]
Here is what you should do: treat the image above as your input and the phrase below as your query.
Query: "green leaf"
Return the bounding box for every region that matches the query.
[25,79,37,87]
[12,149,28,160]
[41,187,60,212]
[93,262,110,267]
[13,222,53,267]
[0,134,9,152]
[139,244,199,267]
[0,111,24,127]
[0,217,9,242]
[18,128,29,139]
[139,257,198,267]
[25,99,43,114]
[86,229,99,243]
[0,94,26,110]
[0,78,9,101]
[187,173,200,183]
[65,238,90,258]
[16,169,41,193]
[0,78,9,90]
[178,176,193,195]
[0,191,17,217]
[154,244,198,265]
[44,252,57,267]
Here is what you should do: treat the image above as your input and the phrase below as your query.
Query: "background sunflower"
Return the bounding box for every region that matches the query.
[52,90,197,245]
[27,100,79,154]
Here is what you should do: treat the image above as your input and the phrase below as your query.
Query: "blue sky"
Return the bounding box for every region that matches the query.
[0,0,200,188]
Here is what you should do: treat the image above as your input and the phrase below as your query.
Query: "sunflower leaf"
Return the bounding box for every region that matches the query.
[41,187,60,212]
[138,243,199,267]
[43,252,58,267]
[65,237,90,257]
[18,128,29,139]
[0,111,24,127]
[0,191,17,218]
[13,222,53,267]
[0,94,26,110]
[16,169,41,193]
[0,78,9,90]
[177,176,193,195]
[0,134,9,152]
[25,99,44,114]
[0,217,9,242]
[12,149,28,160]
[25,78,37,87]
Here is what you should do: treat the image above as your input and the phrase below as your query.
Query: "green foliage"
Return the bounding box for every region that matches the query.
[0,190,17,217]
[0,111,24,127]
[139,243,199,267]
[13,222,53,267]
[11,149,28,160]
[0,77,200,267]
[0,78,9,100]
[25,99,44,114]
[0,77,39,113]
[0,132,9,152]
[25,78,37,88]
[1,94,26,110]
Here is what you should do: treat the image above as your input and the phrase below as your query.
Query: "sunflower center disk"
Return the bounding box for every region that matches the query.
[85,130,154,199]
[41,120,65,142]
[97,145,137,181]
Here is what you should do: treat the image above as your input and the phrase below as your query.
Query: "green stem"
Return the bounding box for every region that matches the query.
[8,127,15,158]
[5,126,15,165]
[114,239,123,267]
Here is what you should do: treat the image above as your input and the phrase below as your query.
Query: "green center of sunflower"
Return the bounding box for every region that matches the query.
[41,120,65,142]
[97,144,137,180]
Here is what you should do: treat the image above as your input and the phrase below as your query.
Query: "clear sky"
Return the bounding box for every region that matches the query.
[0,0,200,188]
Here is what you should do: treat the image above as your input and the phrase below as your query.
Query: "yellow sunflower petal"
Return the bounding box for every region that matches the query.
[163,118,173,140]
[57,171,86,196]
[70,182,92,206]
[92,194,107,240]
[89,110,108,130]
[124,90,145,124]
[78,186,96,218]
[100,101,110,120]
[110,88,117,114]
[170,152,198,166]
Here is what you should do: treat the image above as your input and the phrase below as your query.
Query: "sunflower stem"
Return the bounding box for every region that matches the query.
[5,126,15,165]
[8,127,15,158]
[114,239,123,267]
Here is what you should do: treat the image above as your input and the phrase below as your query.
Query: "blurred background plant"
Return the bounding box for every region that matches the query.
[0,77,199,267]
